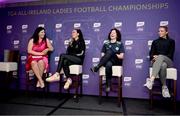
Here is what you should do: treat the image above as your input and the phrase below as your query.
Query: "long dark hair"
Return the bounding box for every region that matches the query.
[74,28,85,44]
[159,26,169,38]
[31,27,47,44]
[108,28,121,42]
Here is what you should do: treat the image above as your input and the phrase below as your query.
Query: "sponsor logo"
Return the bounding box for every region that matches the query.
[14,40,20,45]
[85,40,90,45]
[136,22,145,27]
[160,21,168,26]
[74,23,81,28]
[38,24,45,27]
[7,25,12,30]
[54,56,59,62]
[82,74,89,79]
[21,56,27,60]
[22,24,28,29]
[148,40,153,46]
[135,59,143,64]
[64,40,69,45]
[114,22,122,28]
[92,58,100,63]
[55,23,62,29]
[125,40,133,45]
[93,23,101,28]
[124,77,132,82]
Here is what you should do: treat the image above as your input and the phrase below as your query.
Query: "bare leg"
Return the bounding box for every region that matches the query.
[31,61,44,88]
[37,60,46,88]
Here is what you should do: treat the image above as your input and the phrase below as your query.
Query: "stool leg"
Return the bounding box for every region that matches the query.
[118,76,122,107]
[59,74,63,94]
[173,80,176,113]
[149,89,153,110]
[99,76,102,105]
[26,73,29,92]
[80,74,83,97]
[75,76,79,103]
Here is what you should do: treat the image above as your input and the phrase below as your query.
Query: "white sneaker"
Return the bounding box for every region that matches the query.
[144,78,154,90]
[46,73,60,82]
[162,86,171,98]
[64,78,72,90]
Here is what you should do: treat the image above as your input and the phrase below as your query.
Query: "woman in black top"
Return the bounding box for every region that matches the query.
[144,26,175,98]
[46,29,86,90]
[91,28,125,92]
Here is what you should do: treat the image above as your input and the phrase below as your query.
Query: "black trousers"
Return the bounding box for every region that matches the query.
[97,50,122,86]
[56,53,82,78]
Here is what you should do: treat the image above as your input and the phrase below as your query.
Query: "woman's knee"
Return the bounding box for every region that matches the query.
[105,61,113,68]
[31,61,38,66]
[38,60,45,66]
[161,62,167,69]
[60,53,66,58]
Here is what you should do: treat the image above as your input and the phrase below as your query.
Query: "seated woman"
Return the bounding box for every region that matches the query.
[90,28,125,92]
[46,29,86,90]
[144,26,175,98]
[26,27,54,88]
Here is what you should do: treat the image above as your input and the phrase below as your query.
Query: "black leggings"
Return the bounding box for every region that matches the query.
[97,50,121,86]
[56,53,82,77]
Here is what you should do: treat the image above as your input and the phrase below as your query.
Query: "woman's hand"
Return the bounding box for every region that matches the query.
[41,48,49,55]
[152,55,158,61]
[116,53,124,59]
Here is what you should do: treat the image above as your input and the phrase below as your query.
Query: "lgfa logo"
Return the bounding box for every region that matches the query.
[74,23,81,28]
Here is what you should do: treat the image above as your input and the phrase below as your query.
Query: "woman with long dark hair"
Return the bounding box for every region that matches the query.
[90,28,125,92]
[26,27,54,88]
[46,29,86,90]
[144,26,175,98]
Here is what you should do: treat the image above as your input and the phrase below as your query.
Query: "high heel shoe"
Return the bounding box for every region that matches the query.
[36,81,40,88]
[40,81,45,88]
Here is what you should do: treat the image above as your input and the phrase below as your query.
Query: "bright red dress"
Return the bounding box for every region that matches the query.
[26,39,49,71]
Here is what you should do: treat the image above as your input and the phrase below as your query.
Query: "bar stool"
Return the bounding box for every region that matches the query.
[149,67,177,112]
[59,65,83,102]
[99,66,123,107]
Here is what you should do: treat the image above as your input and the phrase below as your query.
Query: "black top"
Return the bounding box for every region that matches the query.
[66,39,86,61]
[101,41,125,54]
[149,37,175,61]
[101,41,125,65]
